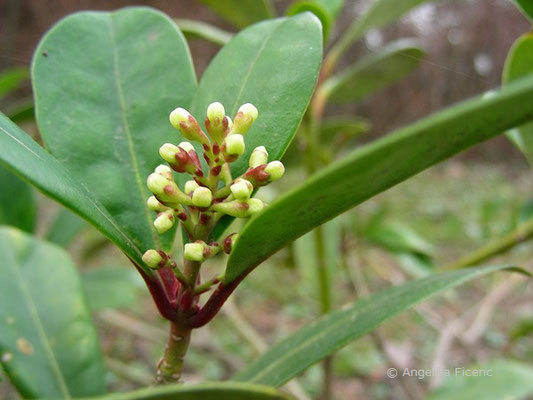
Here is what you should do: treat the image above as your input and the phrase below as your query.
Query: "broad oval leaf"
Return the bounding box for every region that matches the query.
[0,165,36,233]
[233,265,519,386]
[225,76,533,283]
[286,0,345,39]
[0,112,146,272]
[503,33,533,165]
[321,39,425,103]
[198,0,275,28]
[427,359,533,400]
[32,7,197,252]
[100,381,291,400]
[191,12,323,178]
[0,226,106,398]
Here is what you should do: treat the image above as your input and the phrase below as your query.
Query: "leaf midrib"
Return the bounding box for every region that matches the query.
[107,14,159,249]
[8,242,71,398]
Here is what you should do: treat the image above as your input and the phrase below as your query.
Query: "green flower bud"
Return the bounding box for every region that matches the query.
[207,102,225,123]
[147,195,168,212]
[192,186,213,208]
[265,160,285,182]
[211,200,249,218]
[178,141,195,153]
[184,179,199,195]
[159,143,180,164]
[249,146,269,168]
[154,210,175,234]
[230,178,253,200]
[224,134,245,157]
[147,173,191,205]
[247,198,264,215]
[155,164,173,181]
[184,242,206,262]
[233,103,258,134]
[169,107,209,145]
[142,249,164,269]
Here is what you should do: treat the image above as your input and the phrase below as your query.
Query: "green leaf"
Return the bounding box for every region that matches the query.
[321,39,425,103]
[82,266,145,311]
[0,226,106,398]
[233,265,519,386]
[515,0,533,21]
[427,359,533,400]
[0,112,146,272]
[3,97,34,124]
[346,0,434,44]
[176,18,233,45]
[225,76,533,283]
[198,0,275,28]
[99,381,291,400]
[286,0,345,39]
[192,13,323,179]
[320,116,370,139]
[0,67,29,100]
[46,208,88,247]
[503,33,533,166]
[366,221,434,256]
[32,7,197,253]
[0,165,36,233]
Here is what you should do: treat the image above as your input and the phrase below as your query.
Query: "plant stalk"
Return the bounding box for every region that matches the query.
[156,320,192,383]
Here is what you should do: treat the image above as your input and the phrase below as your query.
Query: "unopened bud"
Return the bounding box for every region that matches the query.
[169,107,209,145]
[192,186,213,208]
[211,200,249,218]
[184,180,199,195]
[147,195,168,212]
[178,141,195,153]
[224,134,245,158]
[159,143,180,164]
[233,103,258,134]
[147,173,191,205]
[155,164,173,181]
[265,161,285,182]
[230,178,253,200]
[154,210,175,234]
[184,242,206,262]
[206,102,228,143]
[247,198,264,215]
[142,249,165,269]
[249,146,269,168]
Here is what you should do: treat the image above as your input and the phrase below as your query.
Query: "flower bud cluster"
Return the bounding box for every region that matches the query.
[142,102,285,290]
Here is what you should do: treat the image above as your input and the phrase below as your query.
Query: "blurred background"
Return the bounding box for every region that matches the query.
[1,1,533,399]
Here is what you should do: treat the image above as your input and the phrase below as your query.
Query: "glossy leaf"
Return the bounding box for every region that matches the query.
[0,112,146,271]
[286,0,345,39]
[100,381,291,400]
[515,0,533,21]
[198,0,275,28]
[192,13,323,179]
[321,39,425,103]
[32,7,197,253]
[0,165,36,232]
[427,359,533,400]
[0,67,29,100]
[46,208,87,247]
[176,18,233,45]
[82,266,145,311]
[0,226,106,398]
[345,0,433,44]
[225,76,533,283]
[234,265,519,386]
[503,33,533,165]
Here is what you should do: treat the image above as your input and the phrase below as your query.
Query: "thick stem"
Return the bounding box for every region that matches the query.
[156,320,192,384]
